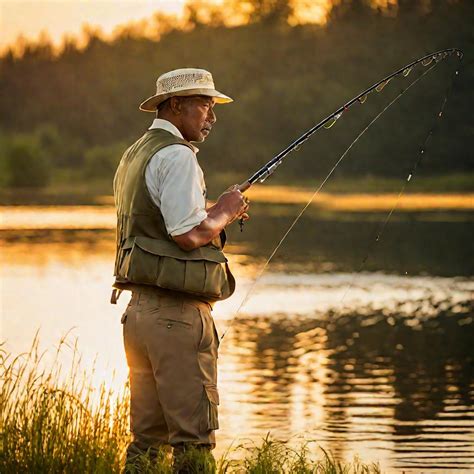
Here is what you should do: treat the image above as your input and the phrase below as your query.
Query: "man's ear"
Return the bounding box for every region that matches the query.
[169,96,182,115]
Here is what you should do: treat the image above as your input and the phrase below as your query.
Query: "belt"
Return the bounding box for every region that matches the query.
[110,283,214,309]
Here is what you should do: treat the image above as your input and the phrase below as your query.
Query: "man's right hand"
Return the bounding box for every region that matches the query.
[172,185,250,251]
[215,185,250,224]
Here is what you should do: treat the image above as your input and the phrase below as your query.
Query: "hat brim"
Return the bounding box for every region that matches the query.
[139,88,233,112]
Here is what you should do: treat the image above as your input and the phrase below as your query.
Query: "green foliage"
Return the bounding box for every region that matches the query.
[0,0,472,186]
[0,133,51,188]
[0,337,380,474]
[83,142,127,179]
[0,336,130,474]
[33,123,86,168]
[229,435,381,473]
[0,134,10,188]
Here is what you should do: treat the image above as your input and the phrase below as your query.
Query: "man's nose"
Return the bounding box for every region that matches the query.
[208,107,216,124]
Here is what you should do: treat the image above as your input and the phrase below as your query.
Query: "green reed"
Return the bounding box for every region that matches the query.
[0,334,130,473]
[0,337,380,474]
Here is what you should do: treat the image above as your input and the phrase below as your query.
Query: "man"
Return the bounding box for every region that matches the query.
[112,68,249,471]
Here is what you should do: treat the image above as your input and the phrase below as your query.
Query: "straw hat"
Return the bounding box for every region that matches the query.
[139,68,233,112]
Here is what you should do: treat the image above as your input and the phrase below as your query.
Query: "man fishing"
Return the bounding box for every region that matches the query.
[112,68,249,472]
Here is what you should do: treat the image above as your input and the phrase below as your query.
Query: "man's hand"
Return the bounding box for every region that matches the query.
[217,185,250,224]
[238,212,250,222]
[172,184,250,251]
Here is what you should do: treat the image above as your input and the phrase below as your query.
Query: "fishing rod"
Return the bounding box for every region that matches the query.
[237,48,463,194]
[221,48,463,341]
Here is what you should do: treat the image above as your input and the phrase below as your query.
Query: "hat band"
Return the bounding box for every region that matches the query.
[157,83,215,95]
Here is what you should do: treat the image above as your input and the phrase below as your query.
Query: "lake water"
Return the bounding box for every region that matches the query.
[1,202,473,472]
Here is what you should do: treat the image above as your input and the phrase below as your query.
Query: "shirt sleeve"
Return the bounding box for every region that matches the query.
[145,144,207,236]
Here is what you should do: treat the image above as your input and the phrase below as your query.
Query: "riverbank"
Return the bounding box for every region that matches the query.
[0,173,473,206]
[1,192,472,231]
[0,337,380,474]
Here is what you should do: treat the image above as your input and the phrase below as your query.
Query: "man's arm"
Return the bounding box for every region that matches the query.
[146,145,248,251]
[173,187,249,251]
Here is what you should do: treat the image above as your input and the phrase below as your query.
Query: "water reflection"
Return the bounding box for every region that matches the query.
[220,300,474,470]
[1,206,473,471]
[226,204,474,277]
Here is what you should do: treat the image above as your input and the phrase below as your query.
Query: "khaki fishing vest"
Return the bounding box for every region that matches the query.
[113,128,235,301]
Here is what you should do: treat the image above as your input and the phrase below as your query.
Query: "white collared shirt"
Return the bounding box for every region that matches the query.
[145,119,207,236]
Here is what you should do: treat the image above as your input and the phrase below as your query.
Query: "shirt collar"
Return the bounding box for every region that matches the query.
[149,118,199,153]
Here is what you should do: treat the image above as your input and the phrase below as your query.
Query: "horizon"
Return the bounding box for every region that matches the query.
[0,0,401,54]
[0,0,187,52]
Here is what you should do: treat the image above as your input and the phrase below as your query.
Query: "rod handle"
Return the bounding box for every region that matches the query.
[238,181,251,193]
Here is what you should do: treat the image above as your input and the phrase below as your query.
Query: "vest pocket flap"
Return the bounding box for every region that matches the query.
[117,237,234,301]
[133,236,227,263]
[122,238,135,250]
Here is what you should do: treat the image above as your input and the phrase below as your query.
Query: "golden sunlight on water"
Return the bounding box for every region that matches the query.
[246,186,474,211]
[1,205,116,230]
[1,206,473,470]
[2,191,473,230]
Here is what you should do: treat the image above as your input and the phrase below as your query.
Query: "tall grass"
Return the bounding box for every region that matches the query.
[0,335,130,473]
[0,336,381,473]
[220,435,381,474]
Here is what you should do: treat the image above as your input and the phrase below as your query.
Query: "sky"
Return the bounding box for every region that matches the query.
[0,0,342,52]
[0,0,188,50]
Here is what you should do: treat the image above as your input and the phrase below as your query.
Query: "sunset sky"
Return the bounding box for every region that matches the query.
[0,1,187,50]
[0,0,346,52]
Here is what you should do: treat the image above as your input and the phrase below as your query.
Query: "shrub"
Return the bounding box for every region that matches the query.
[83,142,127,179]
[1,134,51,188]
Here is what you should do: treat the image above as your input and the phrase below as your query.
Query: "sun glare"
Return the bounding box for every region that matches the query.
[289,0,336,25]
[1,0,413,54]
[0,0,340,53]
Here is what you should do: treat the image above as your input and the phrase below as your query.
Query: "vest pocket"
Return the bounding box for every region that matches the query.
[117,237,234,300]
[184,261,206,294]
[203,261,225,296]
[122,242,159,283]
[157,257,185,290]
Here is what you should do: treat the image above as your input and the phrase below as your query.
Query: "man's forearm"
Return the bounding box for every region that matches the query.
[172,202,232,251]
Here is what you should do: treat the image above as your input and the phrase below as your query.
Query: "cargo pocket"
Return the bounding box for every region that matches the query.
[202,384,219,431]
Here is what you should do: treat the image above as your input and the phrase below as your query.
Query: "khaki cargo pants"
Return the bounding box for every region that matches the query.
[121,287,220,458]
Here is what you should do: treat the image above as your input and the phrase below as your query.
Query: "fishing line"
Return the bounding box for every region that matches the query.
[237,49,462,190]
[220,58,458,341]
[337,61,461,308]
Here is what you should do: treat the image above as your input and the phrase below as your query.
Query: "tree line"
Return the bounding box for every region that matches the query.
[0,0,472,189]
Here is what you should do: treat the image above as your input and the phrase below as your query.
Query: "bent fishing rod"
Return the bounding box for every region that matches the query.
[237,48,463,194]
[220,48,463,341]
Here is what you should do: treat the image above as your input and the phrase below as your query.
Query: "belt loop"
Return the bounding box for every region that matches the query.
[110,289,122,305]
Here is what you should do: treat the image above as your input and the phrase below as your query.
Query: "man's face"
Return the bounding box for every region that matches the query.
[178,96,217,143]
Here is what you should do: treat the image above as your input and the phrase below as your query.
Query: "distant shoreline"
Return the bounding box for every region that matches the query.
[1,173,473,206]
[1,191,473,231]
